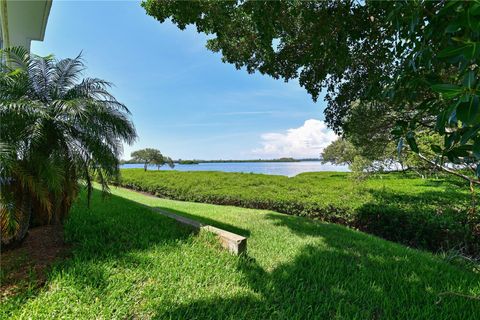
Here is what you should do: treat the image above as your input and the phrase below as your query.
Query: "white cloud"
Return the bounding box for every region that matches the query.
[251,119,338,158]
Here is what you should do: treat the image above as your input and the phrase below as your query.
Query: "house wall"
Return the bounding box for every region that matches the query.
[0,0,52,51]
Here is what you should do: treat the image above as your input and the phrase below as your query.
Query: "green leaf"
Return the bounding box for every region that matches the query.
[460,124,480,144]
[464,42,480,59]
[391,121,407,137]
[7,68,22,76]
[438,45,468,58]
[436,111,447,134]
[448,145,471,158]
[456,95,479,125]
[431,84,463,98]
[445,131,460,150]
[471,3,480,16]
[463,70,476,89]
[460,93,472,103]
[473,139,480,158]
[406,132,418,153]
[436,101,460,132]
[446,152,456,163]
[438,42,480,60]
[431,144,443,154]
[445,21,462,33]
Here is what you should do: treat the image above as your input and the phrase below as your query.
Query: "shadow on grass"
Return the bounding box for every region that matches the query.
[5,189,197,301]
[154,213,480,319]
[64,190,197,259]
[415,177,469,189]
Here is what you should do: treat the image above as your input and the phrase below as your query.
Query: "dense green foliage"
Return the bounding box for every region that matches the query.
[0,48,136,245]
[321,136,443,178]
[321,139,357,166]
[118,169,479,254]
[142,0,480,181]
[130,148,173,171]
[2,187,479,319]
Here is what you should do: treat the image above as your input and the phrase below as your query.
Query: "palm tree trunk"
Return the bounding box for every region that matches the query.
[16,195,32,244]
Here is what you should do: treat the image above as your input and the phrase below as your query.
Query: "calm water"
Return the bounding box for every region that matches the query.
[121,161,349,177]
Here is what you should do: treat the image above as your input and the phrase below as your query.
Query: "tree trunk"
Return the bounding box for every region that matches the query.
[144,162,147,171]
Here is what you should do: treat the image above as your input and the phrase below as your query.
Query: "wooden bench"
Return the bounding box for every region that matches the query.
[152,207,247,255]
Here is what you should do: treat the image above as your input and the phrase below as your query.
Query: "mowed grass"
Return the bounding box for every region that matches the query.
[1,186,479,319]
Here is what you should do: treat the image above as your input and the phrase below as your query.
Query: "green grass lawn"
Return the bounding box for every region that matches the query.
[1,186,479,319]
[118,170,476,253]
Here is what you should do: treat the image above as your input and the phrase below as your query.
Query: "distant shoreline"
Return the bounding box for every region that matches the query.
[119,160,349,176]
[121,158,321,165]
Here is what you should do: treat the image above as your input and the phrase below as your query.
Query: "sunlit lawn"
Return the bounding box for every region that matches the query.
[1,186,479,319]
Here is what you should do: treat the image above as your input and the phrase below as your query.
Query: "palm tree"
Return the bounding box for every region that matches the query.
[0,47,137,246]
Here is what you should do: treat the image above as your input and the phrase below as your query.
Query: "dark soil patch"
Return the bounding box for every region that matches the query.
[0,225,70,298]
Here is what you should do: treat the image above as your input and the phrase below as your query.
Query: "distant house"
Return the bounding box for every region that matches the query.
[0,0,52,51]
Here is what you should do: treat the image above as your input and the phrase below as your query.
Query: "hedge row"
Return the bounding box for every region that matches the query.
[117,169,479,254]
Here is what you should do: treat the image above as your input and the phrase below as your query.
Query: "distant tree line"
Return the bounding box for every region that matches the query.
[122,157,307,165]
[176,157,301,164]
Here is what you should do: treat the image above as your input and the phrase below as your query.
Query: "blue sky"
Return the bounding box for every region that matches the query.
[32,0,336,160]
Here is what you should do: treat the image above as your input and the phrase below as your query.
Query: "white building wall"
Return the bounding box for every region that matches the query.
[0,0,52,51]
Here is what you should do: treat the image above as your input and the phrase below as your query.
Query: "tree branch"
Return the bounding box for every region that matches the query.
[417,153,480,185]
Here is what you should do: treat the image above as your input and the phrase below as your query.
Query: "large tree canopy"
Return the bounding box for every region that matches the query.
[143,0,480,181]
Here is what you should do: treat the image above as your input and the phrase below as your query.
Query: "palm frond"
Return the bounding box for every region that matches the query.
[0,47,30,71]
[12,162,52,215]
[0,192,22,242]
[52,53,85,98]
[1,48,137,243]
[29,54,55,102]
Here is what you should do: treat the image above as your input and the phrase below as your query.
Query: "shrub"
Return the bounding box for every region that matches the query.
[356,204,478,254]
